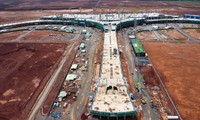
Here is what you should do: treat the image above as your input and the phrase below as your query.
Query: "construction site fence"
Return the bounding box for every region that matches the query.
[136,28,174,33]
[116,19,200,31]
[41,17,104,31]
[0,19,104,31]
[146,19,200,25]
[136,27,199,34]
[0,28,29,34]
[1,18,200,32]
[116,19,145,31]
[90,110,137,117]
[41,17,105,31]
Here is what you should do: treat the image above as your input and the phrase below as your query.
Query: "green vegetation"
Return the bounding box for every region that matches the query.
[136,73,143,89]
[136,40,144,52]
[131,39,145,53]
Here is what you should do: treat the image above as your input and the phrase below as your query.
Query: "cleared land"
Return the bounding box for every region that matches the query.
[42,40,81,114]
[140,66,160,87]
[0,31,27,41]
[183,29,200,40]
[138,29,197,42]
[137,31,157,41]
[137,29,187,42]
[0,1,200,24]
[0,10,67,24]
[0,0,200,13]
[0,43,67,120]
[161,29,188,41]
[0,30,75,42]
[21,30,75,42]
[143,42,200,120]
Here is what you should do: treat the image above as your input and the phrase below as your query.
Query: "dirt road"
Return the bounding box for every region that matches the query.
[70,31,99,120]
[28,41,78,120]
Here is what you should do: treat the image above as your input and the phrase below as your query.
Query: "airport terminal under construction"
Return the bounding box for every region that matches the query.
[0,12,200,120]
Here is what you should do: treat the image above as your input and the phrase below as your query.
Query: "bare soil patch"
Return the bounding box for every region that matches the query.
[183,29,200,40]
[0,10,66,24]
[21,30,75,42]
[0,31,26,41]
[140,66,160,86]
[162,29,188,41]
[42,41,80,114]
[137,31,157,41]
[0,43,67,120]
[0,1,200,24]
[143,42,200,120]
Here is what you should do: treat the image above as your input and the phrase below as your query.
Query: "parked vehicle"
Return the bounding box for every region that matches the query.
[141,98,147,104]
[63,100,70,108]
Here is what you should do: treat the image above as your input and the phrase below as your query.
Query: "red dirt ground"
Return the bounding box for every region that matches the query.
[0,31,26,41]
[143,42,200,120]
[0,10,66,24]
[0,0,200,14]
[21,30,75,42]
[140,66,160,86]
[183,29,200,40]
[0,1,200,24]
[21,30,53,41]
[0,30,75,43]
[162,30,188,41]
[137,31,157,41]
[42,40,81,114]
[0,43,68,120]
